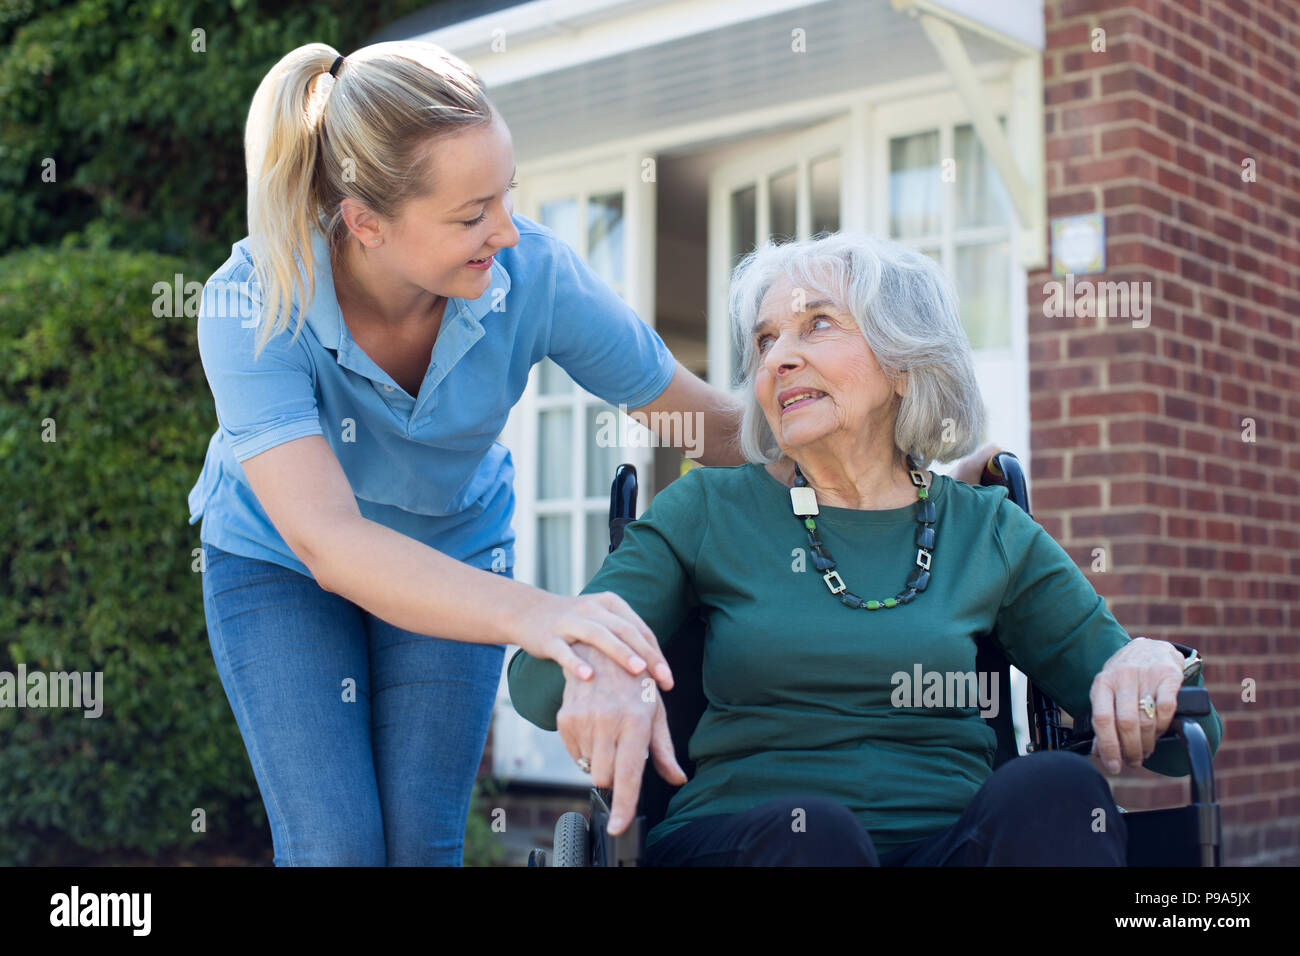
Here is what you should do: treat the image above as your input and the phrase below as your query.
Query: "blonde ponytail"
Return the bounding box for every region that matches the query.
[242,41,496,357]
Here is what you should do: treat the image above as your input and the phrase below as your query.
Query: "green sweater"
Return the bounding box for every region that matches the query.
[507,463,1223,855]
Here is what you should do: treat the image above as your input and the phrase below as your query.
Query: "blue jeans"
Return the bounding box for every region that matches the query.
[200,542,506,866]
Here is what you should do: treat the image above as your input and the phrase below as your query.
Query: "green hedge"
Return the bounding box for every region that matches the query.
[0,0,434,264]
[0,244,506,865]
[0,244,262,863]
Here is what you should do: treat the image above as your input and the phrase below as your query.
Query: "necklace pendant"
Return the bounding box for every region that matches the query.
[791,486,819,516]
[822,569,846,594]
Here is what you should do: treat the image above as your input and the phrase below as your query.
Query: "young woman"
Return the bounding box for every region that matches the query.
[188,40,996,866]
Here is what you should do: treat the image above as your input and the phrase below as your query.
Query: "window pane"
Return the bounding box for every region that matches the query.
[585,403,630,498]
[889,131,940,239]
[955,241,1010,350]
[954,123,1012,230]
[538,356,572,395]
[540,198,579,248]
[536,514,571,594]
[730,184,757,267]
[810,153,841,235]
[587,192,624,286]
[729,184,757,386]
[769,167,797,243]
[538,408,572,500]
[585,511,610,583]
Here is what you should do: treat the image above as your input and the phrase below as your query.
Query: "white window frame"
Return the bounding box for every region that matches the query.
[871,86,1030,477]
[494,152,659,786]
[706,117,853,393]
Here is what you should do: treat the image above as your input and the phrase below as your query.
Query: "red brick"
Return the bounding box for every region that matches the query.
[1035,482,1103,510]
[1030,364,1099,390]
[1069,390,1160,416]
[1072,450,1161,477]
[1106,418,1181,448]
[1109,479,1181,507]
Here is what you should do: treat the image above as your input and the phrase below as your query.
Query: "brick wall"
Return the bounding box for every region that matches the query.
[1037,0,1300,864]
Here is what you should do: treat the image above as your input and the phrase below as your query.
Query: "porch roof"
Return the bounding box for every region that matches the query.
[381,0,1043,162]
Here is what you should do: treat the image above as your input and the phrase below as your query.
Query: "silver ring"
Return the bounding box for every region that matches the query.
[1138,695,1156,720]
[576,757,591,774]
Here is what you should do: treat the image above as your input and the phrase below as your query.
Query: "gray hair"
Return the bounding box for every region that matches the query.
[729,231,986,472]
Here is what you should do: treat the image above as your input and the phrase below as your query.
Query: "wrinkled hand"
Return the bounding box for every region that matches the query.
[556,645,687,836]
[1088,637,1186,774]
[951,442,1003,484]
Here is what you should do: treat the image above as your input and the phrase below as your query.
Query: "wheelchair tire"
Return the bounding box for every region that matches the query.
[552,811,590,867]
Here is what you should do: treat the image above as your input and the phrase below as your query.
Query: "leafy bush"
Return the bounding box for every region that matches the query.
[0,0,433,265]
[0,244,264,863]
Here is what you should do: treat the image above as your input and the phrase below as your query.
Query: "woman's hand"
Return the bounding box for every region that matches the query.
[556,644,687,835]
[1088,637,1186,774]
[951,441,1003,484]
[510,590,675,692]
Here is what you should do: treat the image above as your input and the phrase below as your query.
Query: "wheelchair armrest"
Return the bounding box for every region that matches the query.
[1060,687,1216,804]
[1067,686,1210,738]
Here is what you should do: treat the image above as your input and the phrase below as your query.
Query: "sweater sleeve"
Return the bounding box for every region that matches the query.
[989,495,1222,777]
[506,466,707,731]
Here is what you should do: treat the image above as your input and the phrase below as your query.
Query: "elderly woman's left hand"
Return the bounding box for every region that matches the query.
[1087,637,1186,774]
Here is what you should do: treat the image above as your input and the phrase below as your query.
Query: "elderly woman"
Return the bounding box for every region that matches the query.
[508,232,1221,866]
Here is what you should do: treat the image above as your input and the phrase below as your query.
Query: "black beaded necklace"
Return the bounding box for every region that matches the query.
[790,456,935,609]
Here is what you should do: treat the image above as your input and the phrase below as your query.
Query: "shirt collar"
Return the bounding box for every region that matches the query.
[300,229,512,351]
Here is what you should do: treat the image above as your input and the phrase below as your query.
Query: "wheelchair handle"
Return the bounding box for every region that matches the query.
[609,464,638,552]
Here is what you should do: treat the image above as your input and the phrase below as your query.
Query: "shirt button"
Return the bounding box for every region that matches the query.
[383,384,394,392]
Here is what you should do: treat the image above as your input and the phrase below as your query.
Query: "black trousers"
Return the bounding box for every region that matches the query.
[643,750,1128,866]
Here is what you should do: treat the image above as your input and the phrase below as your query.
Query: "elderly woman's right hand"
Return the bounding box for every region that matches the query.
[556,644,688,835]
[512,590,675,691]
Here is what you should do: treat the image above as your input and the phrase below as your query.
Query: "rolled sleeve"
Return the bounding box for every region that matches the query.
[196,265,323,463]
[546,238,676,409]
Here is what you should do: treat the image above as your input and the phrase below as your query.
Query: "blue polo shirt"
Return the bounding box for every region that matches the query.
[187,212,677,579]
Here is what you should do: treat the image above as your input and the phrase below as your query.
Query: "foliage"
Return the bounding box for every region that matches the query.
[0,0,433,269]
[464,776,506,867]
[0,244,258,863]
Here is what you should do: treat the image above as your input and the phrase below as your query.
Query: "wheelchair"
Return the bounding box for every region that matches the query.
[527,452,1220,867]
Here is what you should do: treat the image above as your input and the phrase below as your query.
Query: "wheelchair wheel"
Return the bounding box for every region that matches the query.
[551,811,590,867]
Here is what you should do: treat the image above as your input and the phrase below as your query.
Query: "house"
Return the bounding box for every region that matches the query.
[374,0,1299,866]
